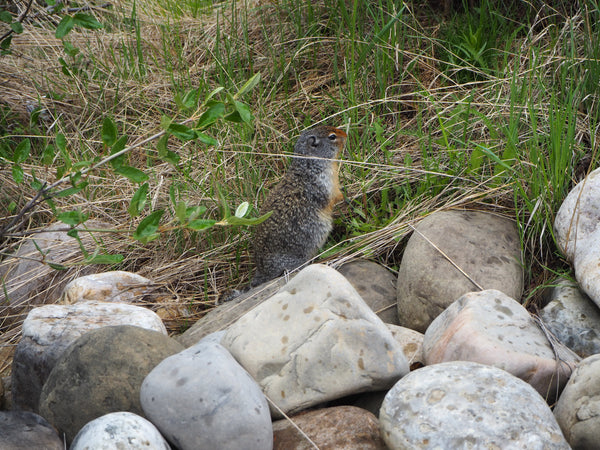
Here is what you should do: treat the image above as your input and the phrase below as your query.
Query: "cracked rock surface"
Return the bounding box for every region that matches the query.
[221,264,409,416]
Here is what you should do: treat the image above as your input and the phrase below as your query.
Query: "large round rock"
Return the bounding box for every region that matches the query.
[379,361,569,449]
[396,210,523,332]
[554,354,600,449]
[38,325,183,444]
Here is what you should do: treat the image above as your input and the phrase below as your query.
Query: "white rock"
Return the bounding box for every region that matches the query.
[379,361,570,449]
[554,354,600,449]
[12,301,166,412]
[572,226,600,307]
[221,264,409,416]
[423,289,579,399]
[71,412,170,450]
[140,341,273,450]
[62,271,153,304]
[554,167,600,261]
[386,324,424,368]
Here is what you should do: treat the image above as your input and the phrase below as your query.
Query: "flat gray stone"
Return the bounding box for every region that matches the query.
[554,354,600,449]
[423,289,579,400]
[397,210,523,332]
[71,412,171,450]
[141,341,272,450]
[221,264,409,416]
[12,301,166,413]
[38,325,183,444]
[540,278,600,357]
[379,361,570,449]
[337,259,399,325]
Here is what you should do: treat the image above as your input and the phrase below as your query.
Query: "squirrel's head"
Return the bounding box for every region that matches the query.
[294,126,347,159]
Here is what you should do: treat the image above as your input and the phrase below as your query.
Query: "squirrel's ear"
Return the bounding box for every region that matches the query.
[308,135,320,147]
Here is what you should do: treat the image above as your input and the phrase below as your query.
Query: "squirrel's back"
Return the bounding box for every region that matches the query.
[251,126,347,286]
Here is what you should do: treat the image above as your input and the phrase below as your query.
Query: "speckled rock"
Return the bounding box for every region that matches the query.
[221,264,409,416]
[554,354,600,449]
[61,271,153,304]
[71,412,171,450]
[423,289,579,400]
[272,406,386,450]
[396,210,523,332]
[572,226,600,308]
[387,324,424,368]
[141,341,272,450]
[540,278,600,357]
[0,410,63,450]
[337,259,399,325]
[379,361,570,449]
[12,301,166,413]
[38,325,184,444]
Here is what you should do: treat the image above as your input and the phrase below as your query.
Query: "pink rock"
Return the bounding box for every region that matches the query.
[423,289,580,400]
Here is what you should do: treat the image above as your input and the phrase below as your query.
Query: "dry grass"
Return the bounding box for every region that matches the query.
[1,0,598,382]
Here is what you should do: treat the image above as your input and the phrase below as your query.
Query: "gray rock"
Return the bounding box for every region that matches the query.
[379,361,570,449]
[554,167,600,261]
[71,412,171,450]
[337,259,399,325]
[396,210,523,332]
[554,354,600,449]
[38,325,183,444]
[140,341,272,450]
[272,406,386,450]
[177,277,287,347]
[61,271,153,304]
[540,278,600,357]
[554,168,600,306]
[0,410,63,450]
[221,264,409,416]
[12,301,167,413]
[423,289,579,400]
[387,324,424,368]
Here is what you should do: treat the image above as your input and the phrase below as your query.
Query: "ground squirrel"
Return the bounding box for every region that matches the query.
[250,125,347,287]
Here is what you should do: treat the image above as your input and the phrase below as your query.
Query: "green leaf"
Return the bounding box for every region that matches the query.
[54,185,85,198]
[13,138,30,163]
[56,133,67,152]
[224,111,243,123]
[133,210,164,243]
[55,16,75,39]
[235,72,261,98]
[233,101,253,123]
[115,165,149,183]
[72,160,93,170]
[10,21,23,34]
[1,35,13,51]
[197,102,225,129]
[168,123,196,141]
[235,201,249,218]
[175,201,187,223]
[102,116,118,147]
[196,132,217,146]
[73,13,103,30]
[63,40,79,57]
[12,164,23,184]
[57,210,89,225]
[157,135,180,165]
[186,219,216,231]
[67,228,79,238]
[204,86,224,104]
[128,183,148,217]
[0,11,12,23]
[109,135,128,168]
[84,253,124,265]
[185,205,207,222]
[181,88,199,109]
[47,262,68,270]
[224,211,272,226]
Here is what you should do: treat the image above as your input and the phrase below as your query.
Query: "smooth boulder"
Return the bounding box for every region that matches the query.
[396,210,523,332]
[141,341,273,450]
[221,264,409,416]
[423,289,579,399]
[38,325,183,444]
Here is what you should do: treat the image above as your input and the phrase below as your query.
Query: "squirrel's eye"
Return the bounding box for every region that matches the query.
[328,133,337,140]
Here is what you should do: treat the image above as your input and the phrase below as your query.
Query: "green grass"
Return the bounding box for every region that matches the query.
[1,0,599,343]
